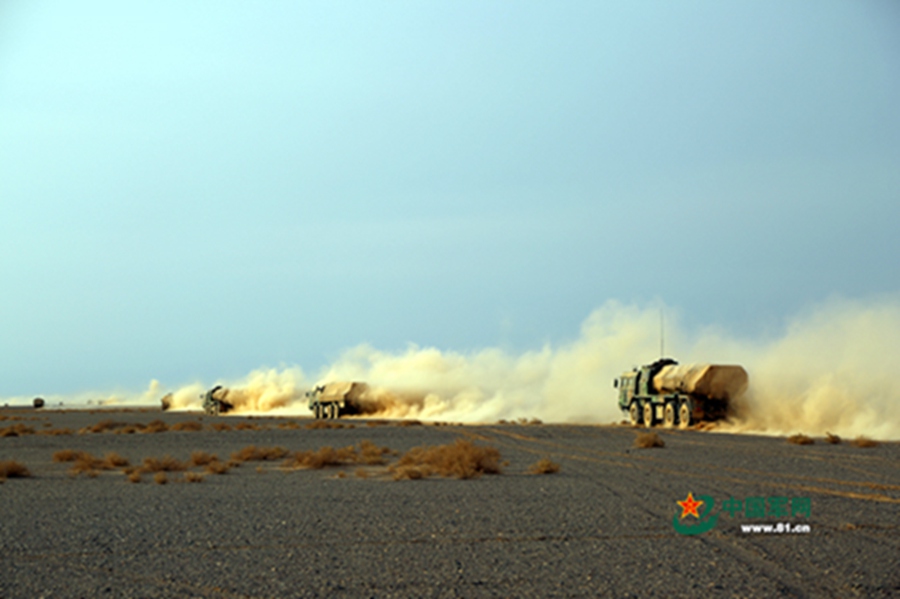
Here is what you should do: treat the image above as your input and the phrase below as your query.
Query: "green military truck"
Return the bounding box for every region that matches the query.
[615,359,748,428]
[306,381,369,419]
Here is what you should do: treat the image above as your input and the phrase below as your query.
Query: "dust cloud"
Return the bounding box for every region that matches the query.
[9,297,899,440]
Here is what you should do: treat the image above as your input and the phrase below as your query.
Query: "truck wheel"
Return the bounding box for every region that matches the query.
[663,403,676,428]
[314,404,322,420]
[629,401,641,426]
[643,402,655,428]
[329,404,337,420]
[678,401,692,429]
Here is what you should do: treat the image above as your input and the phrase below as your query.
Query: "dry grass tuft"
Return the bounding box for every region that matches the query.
[113,425,143,434]
[154,472,168,485]
[53,449,83,462]
[787,434,815,445]
[80,419,128,434]
[183,472,204,483]
[231,445,289,463]
[305,420,345,430]
[391,439,502,480]
[171,421,203,432]
[205,460,230,475]
[527,458,560,474]
[825,432,842,444]
[141,420,169,434]
[634,432,665,449]
[234,422,264,431]
[190,451,218,467]
[278,421,301,429]
[141,455,188,472]
[284,446,358,469]
[37,427,74,436]
[1,423,37,437]
[397,420,422,427]
[0,460,31,478]
[358,440,393,465]
[210,423,232,432]
[103,452,129,468]
[355,468,369,479]
[365,420,390,427]
[852,436,879,448]
[127,470,142,483]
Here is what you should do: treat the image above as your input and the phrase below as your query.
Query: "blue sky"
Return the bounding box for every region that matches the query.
[2,1,899,397]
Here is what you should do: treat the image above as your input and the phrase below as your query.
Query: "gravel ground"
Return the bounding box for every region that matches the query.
[0,408,898,598]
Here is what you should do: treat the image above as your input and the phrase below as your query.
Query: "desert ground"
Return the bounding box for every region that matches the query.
[0,407,897,598]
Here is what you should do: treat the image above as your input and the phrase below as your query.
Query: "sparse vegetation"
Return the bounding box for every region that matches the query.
[154,472,168,485]
[210,423,232,432]
[205,460,230,475]
[527,458,560,474]
[127,470,142,483]
[390,439,502,480]
[277,421,301,429]
[852,436,878,448]
[1,423,36,437]
[231,445,289,462]
[37,427,74,436]
[283,446,358,469]
[787,434,815,445]
[141,455,188,472]
[0,460,31,479]
[234,422,264,431]
[397,420,422,427]
[825,432,841,444]
[183,472,204,483]
[171,421,203,432]
[634,432,665,448]
[305,421,346,430]
[141,420,169,434]
[189,451,218,467]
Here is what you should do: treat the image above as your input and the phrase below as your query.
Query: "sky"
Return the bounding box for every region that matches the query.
[1,1,899,401]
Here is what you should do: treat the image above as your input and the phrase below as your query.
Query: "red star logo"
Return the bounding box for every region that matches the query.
[677,492,703,519]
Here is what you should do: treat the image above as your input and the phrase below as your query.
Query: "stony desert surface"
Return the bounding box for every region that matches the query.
[0,408,898,598]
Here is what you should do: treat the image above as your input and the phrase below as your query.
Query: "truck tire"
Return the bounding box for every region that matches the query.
[629,401,642,426]
[314,404,322,420]
[678,400,692,429]
[328,404,337,419]
[663,402,676,428]
[643,402,655,428]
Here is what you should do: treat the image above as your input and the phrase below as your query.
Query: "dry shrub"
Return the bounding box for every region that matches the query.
[398,420,422,427]
[284,446,358,469]
[235,422,263,431]
[355,468,369,479]
[171,421,203,432]
[528,458,560,474]
[1,424,36,437]
[113,425,143,434]
[190,451,218,467]
[497,419,510,425]
[366,420,390,427]
[634,432,665,449]
[278,421,301,429]
[527,418,543,425]
[103,452,129,468]
[141,420,169,434]
[205,460,230,475]
[37,427,74,436]
[358,440,392,465]
[183,472,204,483]
[142,455,188,472]
[127,470,142,483]
[231,445,289,463]
[852,436,879,448]
[787,434,815,446]
[305,421,345,430]
[211,423,232,432]
[825,432,842,444]
[53,449,83,462]
[391,439,502,480]
[0,460,31,478]
[80,419,128,434]
[154,472,168,485]
[335,470,347,478]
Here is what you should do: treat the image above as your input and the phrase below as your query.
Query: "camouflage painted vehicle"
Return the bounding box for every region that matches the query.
[202,385,234,416]
[615,359,748,428]
[306,381,369,419]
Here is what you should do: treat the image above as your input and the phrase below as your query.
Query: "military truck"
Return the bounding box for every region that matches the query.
[307,381,369,419]
[615,359,747,428]
[202,385,234,415]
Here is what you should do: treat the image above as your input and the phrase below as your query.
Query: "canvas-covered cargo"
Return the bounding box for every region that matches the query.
[317,382,370,403]
[653,364,748,401]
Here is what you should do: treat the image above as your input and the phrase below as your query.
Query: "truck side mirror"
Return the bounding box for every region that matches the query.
[613,379,618,388]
